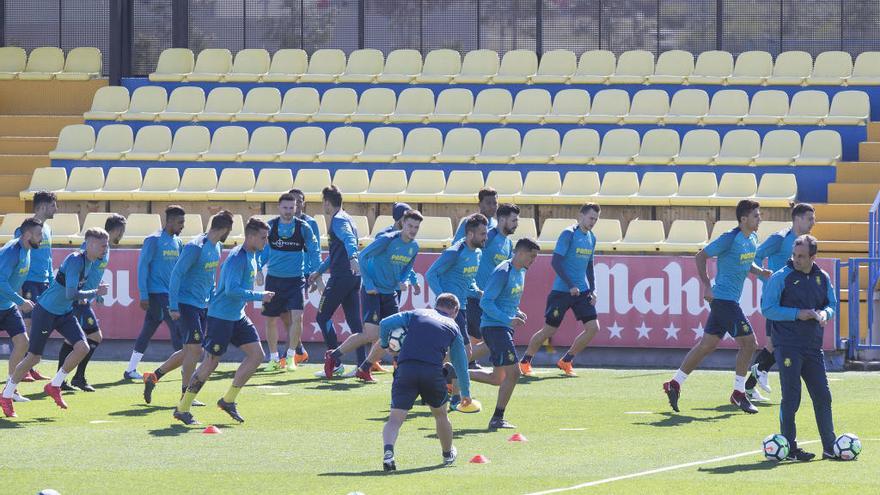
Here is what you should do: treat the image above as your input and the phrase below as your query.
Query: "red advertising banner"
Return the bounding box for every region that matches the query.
[50,249,839,350]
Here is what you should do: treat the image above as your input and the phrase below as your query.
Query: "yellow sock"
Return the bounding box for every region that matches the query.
[177,390,198,413]
[223,385,242,403]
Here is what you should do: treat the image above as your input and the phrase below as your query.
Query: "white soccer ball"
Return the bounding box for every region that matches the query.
[762,433,790,461]
[387,327,407,352]
[833,433,862,460]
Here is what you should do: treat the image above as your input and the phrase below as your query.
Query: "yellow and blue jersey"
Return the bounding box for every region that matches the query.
[137,229,183,300]
[257,217,320,278]
[474,227,513,292]
[480,260,526,328]
[207,245,265,321]
[756,227,796,273]
[15,222,51,284]
[425,239,481,309]
[78,240,109,299]
[317,210,360,278]
[452,215,497,244]
[551,225,596,293]
[703,227,758,302]
[38,250,102,316]
[360,231,418,294]
[0,239,30,309]
[169,233,221,311]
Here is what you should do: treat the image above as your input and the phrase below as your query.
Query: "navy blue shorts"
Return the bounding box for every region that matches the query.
[204,315,260,356]
[544,290,597,327]
[261,275,305,316]
[0,307,26,337]
[765,319,772,338]
[391,361,448,410]
[28,304,86,355]
[482,326,518,367]
[466,297,483,340]
[362,290,399,326]
[20,281,49,319]
[179,303,207,346]
[705,299,753,338]
[73,301,100,334]
[454,309,469,342]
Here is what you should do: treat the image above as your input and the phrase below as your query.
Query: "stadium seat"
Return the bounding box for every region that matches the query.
[795,130,841,166]
[824,91,869,125]
[131,168,180,201]
[469,88,513,123]
[79,212,114,236]
[49,124,95,160]
[369,214,395,237]
[630,171,678,206]
[443,170,484,202]
[596,171,639,205]
[58,166,104,200]
[222,215,245,247]
[493,49,537,84]
[531,49,576,84]
[84,86,130,120]
[179,214,204,242]
[417,49,461,84]
[86,124,133,160]
[359,127,404,163]
[711,172,758,206]
[299,49,346,83]
[592,219,623,251]
[125,125,172,160]
[715,129,760,166]
[398,127,442,163]
[149,48,194,82]
[807,51,852,86]
[608,50,654,84]
[187,48,233,82]
[293,169,332,201]
[241,126,287,162]
[436,128,481,163]
[514,128,560,164]
[516,171,561,204]
[848,52,880,85]
[92,167,143,201]
[674,129,719,165]
[333,169,369,201]
[20,167,67,200]
[583,89,629,124]
[742,90,788,125]
[625,89,669,124]
[0,214,33,243]
[671,171,717,206]
[506,88,551,124]
[596,128,640,165]
[783,90,828,125]
[213,168,256,200]
[616,219,664,252]
[767,51,812,86]
[710,220,739,241]
[55,47,101,80]
[475,128,521,164]
[753,129,800,166]
[632,129,679,165]
[0,46,26,79]
[158,86,206,122]
[537,218,570,250]
[276,87,320,122]
[757,220,792,243]
[245,168,294,202]
[416,217,454,249]
[702,89,749,125]
[263,49,308,83]
[121,86,167,121]
[280,126,326,162]
[508,217,538,243]
[377,49,422,83]
[399,169,446,203]
[174,168,218,201]
[647,50,693,84]
[664,89,709,125]
[545,89,590,124]
[197,87,243,122]
[688,50,733,85]
[46,214,81,244]
[202,126,248,162]
[484,170,523,200]
[310,214,328,246]
[570,50,615,84]
[313,87,358,122]
[18,47,64,80]
[225,48,270,82]
[318,127,364,162]
[338,48,384,83]
[754,173,797,207]
[164,126,211,161]
[555,128,600,165]
[351,87,396,123]
[351,216,371,245]
[390,88,435,123]
[555,171,600,204]
[660,220,709,252]
[430,88,474,123]
[363,169,407,202]
[454,49,499,84]
[727,50,772,85]
[237,87,281,121]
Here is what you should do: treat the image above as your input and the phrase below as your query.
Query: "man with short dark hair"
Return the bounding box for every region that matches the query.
[452,188,498,243]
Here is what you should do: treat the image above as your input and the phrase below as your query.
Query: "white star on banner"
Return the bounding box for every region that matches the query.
[607,321,624,339]
[723,332,734,341]
[664,323,680,341]
[636,322,652,340]
[691,323,705,340]
[338,321,352,337]
[310,322,323,338]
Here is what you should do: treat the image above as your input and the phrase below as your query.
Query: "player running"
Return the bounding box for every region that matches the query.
[452,188,498,242]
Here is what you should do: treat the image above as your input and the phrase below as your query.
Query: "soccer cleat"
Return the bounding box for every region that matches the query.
[123,370,143,381]
[663,380,680,412]
[60,381,76,392]
[278,357,287,369]
[448,395,461,412]
[217,398,244,423]
[28,369,48,381]
[172,409,200,425]
[44,383,68,409]
[0,396,16,417]
[468,362,484,370]
[285,356,297,371]
[71,378,95,392]
[264,359,282,372]
[342,367,358,378]
[355,368,377,383]
[192,399,206,407]
[323,350,336,378]
[143,372,158,404]
[786,448,816,461]
[519,361,534,377]
[294,350,309,364]
[747,388,768,402]
[488,417,517,430]
[443,446,458,465]
[20,374,35,383]
[750,363,772,394]
[822,451,841,461]
[383,451,396,472]
[371,362,390,374]
[730,390,758,414]
[556,359,577,377]
[12,391,30,403]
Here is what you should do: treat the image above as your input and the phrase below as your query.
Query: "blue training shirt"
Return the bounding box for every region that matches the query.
[257,217,320,278]
[475,227,513,292]
[425,239,481,309]
[137,229,183,300]
[756,227,796,273]
[0,239,30,309]
[15,222,51,284]
[703,227,758,302]
[38,250,103,316]
[373,224,418,286]
[169,234,221,311]
[761,260,836,349]
[452,215,497,244]
[207,245,266,321]
[79,240,109,303]
[360,231,418,294]
[551,225,596,293]
[480,260,526,329]
[317,210,359,278]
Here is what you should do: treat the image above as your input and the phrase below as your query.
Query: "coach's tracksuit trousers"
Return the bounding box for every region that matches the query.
[774,345,836,453]
[316,275,366,364]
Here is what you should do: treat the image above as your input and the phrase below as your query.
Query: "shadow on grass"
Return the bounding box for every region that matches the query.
[148,424,192,437]
[421,427,489,439]
[108,404,175,417]
[0,416,56,428]
[305,381,364,391]
[699,459,790,474]
[364,410,434,422]
[612,371,669,379]
[319,464,448,477]
[517,374,572,385]
[634,412,737,427]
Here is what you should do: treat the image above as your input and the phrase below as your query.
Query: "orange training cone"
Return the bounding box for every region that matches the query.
[202,425,221,434]
[508,433,527,442]
[469,454,490,464]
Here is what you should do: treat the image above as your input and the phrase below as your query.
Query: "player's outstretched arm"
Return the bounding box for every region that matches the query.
[449,332,471,398]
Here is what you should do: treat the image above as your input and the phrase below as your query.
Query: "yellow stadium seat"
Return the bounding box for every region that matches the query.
[671,171,717,206]
[516,171,561,204]
[674,129,719,166]
[537,218,573,250]
[531,49,576,84]
[474,128,520,164]
[630,171,678,206]
[767,50,812,86]
[263,49,308,83]
[347,215,370,246]
[556,171,600,205]
[616,219,665,252]
[795,130,841,166]
[293,169,332,202]
[596,128,640,165]
[703,89,749,125]
[754,173,797,207]
[318,127,364,162]
[363,169,407,202]
[583,89,629,124]
[310,214,329,247]
[848,52,880,85]
[710,220,739,241]
[149,48,194,82]
[741,90,788,125]
[417,217,454,249]
[370,215,395,237]
[202,126,248,162]
[570,50,615,84]
[757,221,792,243]
[130,168,180,201]
[49,124,95,160]
[164,126,210,161]
[158,86,206,122]
[398,128,442,163]
[0,214,33,243]
[436,128,481,164]
[467,88,512,123]
[417,49,461,84]
[716,129,760,166]
[241,126,287,162]
[245,168,294,202]
[608,50,654,84]
[213,168,256,200]
[390,88,435,124]
[484,170,523,201]
[56,47,101,80]
[313,87,358,123]
[237,87,281,122]
[86,124,133,160]
[592,219,623,252]
[688,50,733,85]
[179,214,204,242]
[20,167,67,200]
[545,89,590,124]
[430,88,474,123]
[754,130,800,166]
[276,87,320,122]
[333,169,369,201]
[79,212,114,235]
[359,127,403,163]
[648,50,694,84]
[300,49,346,83]
[453,49,499,84]
[46,213,81,244]
[399,169,446,204]
[187,48,233,82]
[625,89,669,124]
[121,86,167,121]
[493,49,538,84]
[92,167,143,201]
[84,86,130,120]
[783,90,828,125]
[514,128,560,164]
[633,129,679,166]
[660,220,709,253]
[728,50,772,85]
[508,217,538,243]
[506,88,551,124]
[225,48,270,82]
[338,49,384,83]
[807,51,852,86]
[18,47,64,80]
[0,46,26,79]
[664,89,709,125]
[555,128,599,165]
[377,49,422,83]
[218,214,245,247]
[198,87,243,122]
[351,88,396,123]
[57,167,104,200]
[596,171,639,205]
[443,170,484,203]
[280,127,326,163]
[825,91,869,126]
[711,172,758,206]
[173,167,218,201]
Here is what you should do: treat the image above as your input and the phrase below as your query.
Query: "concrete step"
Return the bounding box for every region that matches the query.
[860,142,880,162]
[0,115,81,137]
[869,121,880,142]
[813,221,868,241]
[0,136,57,155]
[818,239,869,252]
[812,203,871,222]
[835,162,880,183]
[820,251,873,262]
[0,196,24,213]
[0,79,106,115]
[827,183,880,203]
[837,265,869,291]
[0,175,32,196]
[0,154,49,173]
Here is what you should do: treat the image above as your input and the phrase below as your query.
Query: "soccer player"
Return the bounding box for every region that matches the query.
[0,228,110,417]
[376,202,413,236]
[124,205,185,380]
[519,203,601,377]
[452,188,498,242]
[311,185,364,379]
[58,213,126,392]
[257,192,319,372]
[746,203,816,400]
[761,235,838,460]
[142,211,234,405]
[173,217,274,425]
[663,199,773,414]
[326,209,423,383]
[379,293,472,471]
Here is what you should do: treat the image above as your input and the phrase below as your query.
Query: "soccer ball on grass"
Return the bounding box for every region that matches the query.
[762,434,790,461]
